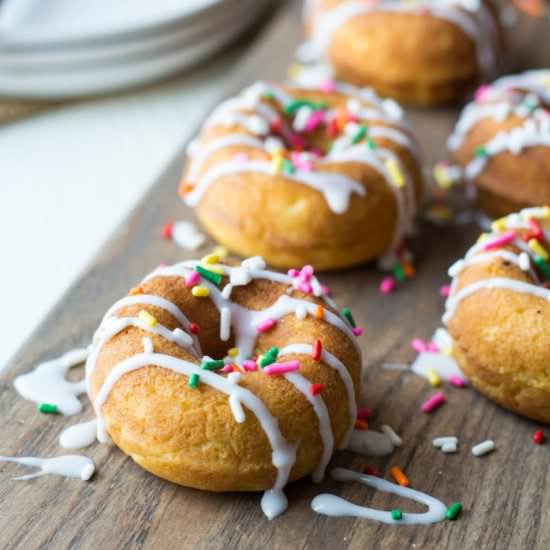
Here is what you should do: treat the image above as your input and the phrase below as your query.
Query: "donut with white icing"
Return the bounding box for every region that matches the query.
[86,255,361,519]
[302,0,503,105]
[449,70,550,218]
[443,206,550,423]
[179,80,423,270]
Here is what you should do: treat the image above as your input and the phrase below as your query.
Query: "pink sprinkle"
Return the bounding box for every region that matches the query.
[426,342,439,353]
[439,284,451,297]
[421,392,446,413]
[304,110,325,133]
[288,268,300,277]
[288,132,306,149]
[185,271,200,288]
[357,408,371,420]
[475,84,490,103]
[243,360,258,372]
[233,153,249,162]
[321,284,330,296]
[256,318,276,333]
[380,276,396,294]
[309,148,322,158]
[222,364,234,373]
[301,265,314,279]
[482,230,516,251]
[291,151,313,171]
[449,375,467,388]
[411,338,428,353]
[298,281,313,294]
[352,327,363,336]
[319,79,336,93]
[264,361,300,375]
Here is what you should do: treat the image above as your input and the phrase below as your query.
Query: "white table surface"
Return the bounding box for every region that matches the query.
[0,51,240,370]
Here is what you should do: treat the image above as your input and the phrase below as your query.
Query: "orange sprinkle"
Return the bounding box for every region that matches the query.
[355,419,369,431]
[390,466,410,487]
[129,285,144,296]
[403,262,416,278]
[315,305,325,320]
[336,107,348,132]
[178,180,194,196]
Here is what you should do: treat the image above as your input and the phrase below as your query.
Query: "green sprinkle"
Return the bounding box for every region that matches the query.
[341,307,356,328]
[201,360,225,371]
[282,158,295,174]
[392,263,406,282]
[262,91,275,101]
[351,125,367,144]
[38,403,58,414]
[188,373,200,389]
[391,508,403,521]
[260,347,279,368]
[283,99,328,115]
[366,138,377,150]
[534,255,550,281]
[446,502,462,521]
[474,145,488,158]
[195,265,222,286]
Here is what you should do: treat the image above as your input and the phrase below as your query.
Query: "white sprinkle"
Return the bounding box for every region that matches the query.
[441,442,458,454]
[142,337,153,354]
[518,252,531,271]
[346,98,361,115]
[432,436,458,448]
[380,424,402,446]
[220,307,231,341]
[242,256,266,270]
[472,440,495,457]
[173,327,193,348]
[265,137,284,153]
[248,115,269,135]
[227,372,241,384]
[293,105,313,132]
[295,305,307,320]
[221,283,233,299]
[171,221,206,251]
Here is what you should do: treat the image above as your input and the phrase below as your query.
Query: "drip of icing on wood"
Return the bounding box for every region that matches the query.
[59,419,98,450]
[0,455,95,481]
[13,348,89,415]
[346,430,394,457]
[311,468,448,525]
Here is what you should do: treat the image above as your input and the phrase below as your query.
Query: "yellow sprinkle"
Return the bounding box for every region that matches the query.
[541,206,550,220]
[433,166,452,190]
[442,346,453,357]
[426,367,441,387]
[202,253,220,265]
[208,265,225,275]
[528,239,549,261]
[491,218,507,233]
[138,310,157,327]
[271,151,283,174]
[287,63,303,80]
[477,233,490,244]
[385,159,405,188]
[192,286,210,297]
[430,205,452,221]
[228,348,239,358]
[212,246,228,258]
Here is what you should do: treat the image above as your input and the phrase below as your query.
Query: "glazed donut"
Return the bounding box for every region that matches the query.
[179,79,423,270]
[86,255,362,518]
[302,0,503,105]
[443,206,550,423]
[448,70,550,218]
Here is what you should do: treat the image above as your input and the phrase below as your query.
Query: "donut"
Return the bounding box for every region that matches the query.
[179,79,423,270]
[301,0,503,105]
[448,70,550,218]
[443,206,550,423]
[85,255,362,519]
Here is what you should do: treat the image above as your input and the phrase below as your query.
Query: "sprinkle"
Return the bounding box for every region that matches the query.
[304,110,326,133]
[385,159,405,188]
[191,286,209,298]
[138,310,158,327]
[403,261,415,278]
[381,424,402,446]
[295,305,307,320]
[351,125,367,144]
[390,466,409,487]
[471,439,495,456]
[271,151,284,174]
[185,271,200,287]
[392,263,406,282]
[433,437,458,448]
[220,307,231,341]
[212,245,228,258]
[442,442,458,454]
[270,116,283,135]
[391,509,403,521]
[380,276,396,294]
[188,373,200,388]
[315,305,324,320]
[282,158,296,174]
[38,403,58,414]
[446,502,462,521]
[319,79,336,93]
[243,359,258,372]
[534,256,550,280]
[482,230,516,251]
[189,322,200,334]
[256,318,276,333]
[227,348,239,358]
[352,327,363,336]
[474,145,488,158]
[528,239,549,261]
[310,383,324,396]
[341,307,356,327]
[161,222,173,240]
[411,338,428,353]
[421,393,446,413]
[264,361,300,375]
[201,360,225,371]
[474,84,490,102]
[366,138,377,150]
[533,430,545,445]
[357,408,371,420]
[259,347,279,367]
[440,284,451,297]
[426,367,442,387]
[448,375,467,388]
[222,364,235,373]
[312,339,322,361]
[360,466,381,479]
[196,265,222,286]
[355,419,369,431]
[142,337,153,354]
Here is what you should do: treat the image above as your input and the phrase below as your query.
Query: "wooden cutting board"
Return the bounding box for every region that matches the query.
[1,3,549,549]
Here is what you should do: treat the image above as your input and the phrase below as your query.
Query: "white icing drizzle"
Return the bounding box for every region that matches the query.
[59,419,98,450]
[311,468,448,525]
[13,347,89,415]
[0,454,95,481]
[346,430,395,457]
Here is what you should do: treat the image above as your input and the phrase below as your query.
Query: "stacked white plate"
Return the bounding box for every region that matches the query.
[0,0,273,99]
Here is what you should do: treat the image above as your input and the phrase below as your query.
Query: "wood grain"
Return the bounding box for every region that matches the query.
[1,3,549,549]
